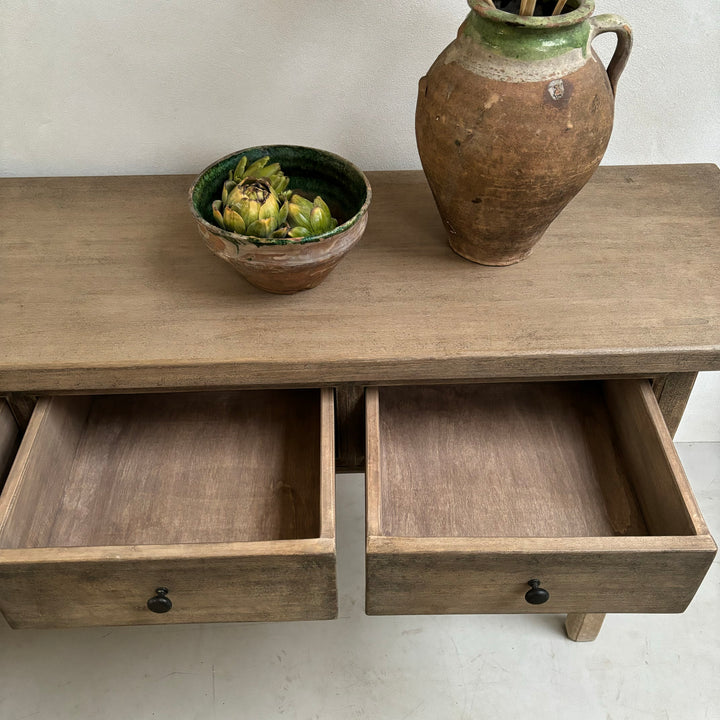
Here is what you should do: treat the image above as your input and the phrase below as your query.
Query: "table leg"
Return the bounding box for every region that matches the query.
[652,372,698,438]
[565,613,606,642]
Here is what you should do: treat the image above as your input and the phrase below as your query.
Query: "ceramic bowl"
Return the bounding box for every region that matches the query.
[189,145,372,294]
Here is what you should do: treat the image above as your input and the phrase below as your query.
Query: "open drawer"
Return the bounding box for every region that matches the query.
[366,381,716,616]
[0,389,336,629]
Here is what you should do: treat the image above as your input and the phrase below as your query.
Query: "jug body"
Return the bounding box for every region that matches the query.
[416,0,632,265]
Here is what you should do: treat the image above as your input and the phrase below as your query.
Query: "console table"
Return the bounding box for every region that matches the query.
[0,164,718,641]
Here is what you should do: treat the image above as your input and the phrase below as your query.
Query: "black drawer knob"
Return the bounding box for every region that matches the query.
[147,587,173,613]
[525,579,550,605]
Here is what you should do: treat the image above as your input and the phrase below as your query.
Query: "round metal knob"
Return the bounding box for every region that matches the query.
[525,579,550,605]
[147,587,172,614]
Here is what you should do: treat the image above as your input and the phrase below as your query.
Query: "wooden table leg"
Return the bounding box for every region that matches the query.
[652,372,698,438]
[565,613,606,642]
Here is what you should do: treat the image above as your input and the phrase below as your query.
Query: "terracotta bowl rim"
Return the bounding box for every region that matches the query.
[189,145,373,249]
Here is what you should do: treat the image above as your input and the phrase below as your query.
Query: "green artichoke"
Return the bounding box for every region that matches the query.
[230,155,291,198]
[286,194,338,238]
[213,177,290,239]
[210,155,338,241]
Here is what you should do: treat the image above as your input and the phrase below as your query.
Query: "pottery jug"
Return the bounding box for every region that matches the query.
[416,0,632,265]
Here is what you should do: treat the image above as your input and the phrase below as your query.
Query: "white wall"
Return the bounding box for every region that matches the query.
[1,0,718,437]
[1,1,718,176]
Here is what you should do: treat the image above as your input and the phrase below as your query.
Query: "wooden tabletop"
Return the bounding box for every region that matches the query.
[1,164,719,393]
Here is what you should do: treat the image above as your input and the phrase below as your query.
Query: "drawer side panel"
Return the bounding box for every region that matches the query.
[0,401,19,487]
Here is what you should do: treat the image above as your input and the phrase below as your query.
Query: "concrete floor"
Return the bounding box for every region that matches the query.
[1,443,718,720]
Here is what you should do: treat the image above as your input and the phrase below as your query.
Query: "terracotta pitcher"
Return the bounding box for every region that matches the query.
[416,0,632,265]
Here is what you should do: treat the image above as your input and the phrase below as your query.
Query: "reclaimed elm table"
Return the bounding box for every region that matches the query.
[0,164,718,640]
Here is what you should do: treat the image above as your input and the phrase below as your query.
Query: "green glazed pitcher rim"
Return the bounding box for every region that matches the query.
[469,0,595,28]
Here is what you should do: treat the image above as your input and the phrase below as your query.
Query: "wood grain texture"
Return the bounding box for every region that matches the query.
[335,384,366,471]
[0,396,91,545]
[365,382,717,616]
[365,387,382,538]
[0,539,336,629]
[0,390,325,548]
[375,383,648,538]
[652,372,698,438]
[319,388,336,539]
[0,400,19,487]
[565,613,605,642]
[1,165,719,393]
[365,536,715,615]
[603,380,707,537]
[0,389,337,628]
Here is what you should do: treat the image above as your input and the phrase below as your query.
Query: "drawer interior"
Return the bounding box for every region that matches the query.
[369,381,699,540]
[0,400,20,488]
[0,390,326,549]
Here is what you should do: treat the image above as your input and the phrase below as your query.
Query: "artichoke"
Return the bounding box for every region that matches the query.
[213,177,290,239]
[210,155,338,241]
[286,194,338,238]
[230,155,291,198]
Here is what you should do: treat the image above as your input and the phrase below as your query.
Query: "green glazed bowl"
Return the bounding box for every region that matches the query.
[189,145,372,294]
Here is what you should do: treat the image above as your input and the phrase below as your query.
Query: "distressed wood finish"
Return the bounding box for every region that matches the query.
[0,391,323,548]
[366,537,714,615]
[1,166,719,393]
[365,382,716,616]
[0,400,19,487]
[604,381,705,536]
[0,542,336,629]
[374,383,649,539]
[0,164,717,637]
[0,389,337,628]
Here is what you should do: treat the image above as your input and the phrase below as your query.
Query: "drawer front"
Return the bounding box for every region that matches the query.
[0,541,336,629]
[366,539,715,616]
[365,381,717,617]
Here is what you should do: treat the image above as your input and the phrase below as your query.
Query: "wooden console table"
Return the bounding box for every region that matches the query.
[0,164,718,640]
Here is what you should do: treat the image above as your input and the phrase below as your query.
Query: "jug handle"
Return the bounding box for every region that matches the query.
[589,15,633,96]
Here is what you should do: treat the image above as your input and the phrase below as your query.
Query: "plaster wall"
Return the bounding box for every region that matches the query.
[2,0,718,176]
